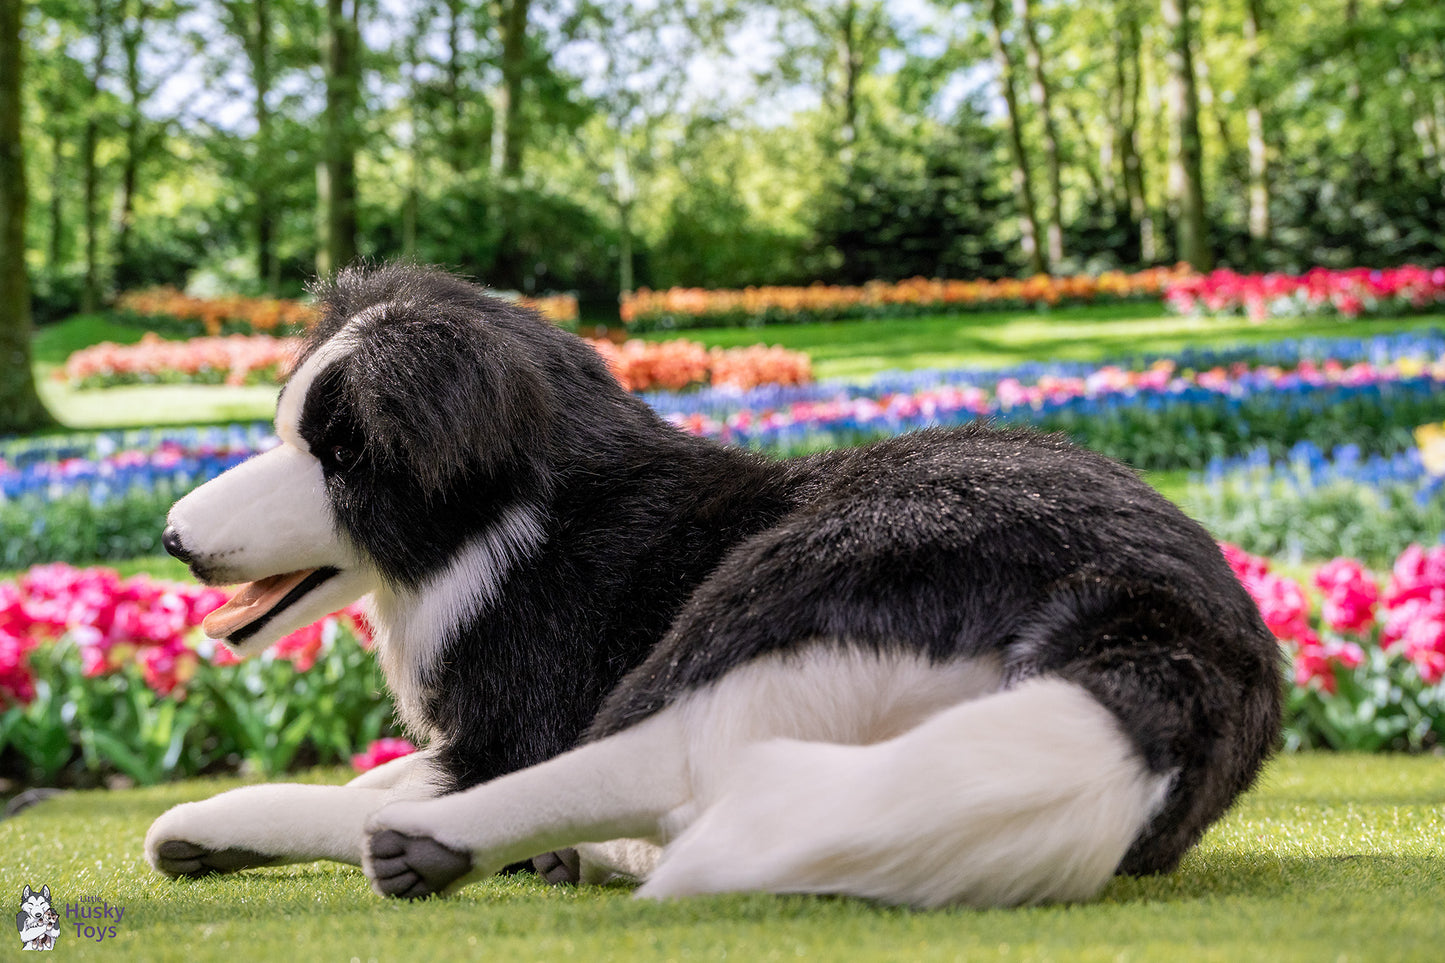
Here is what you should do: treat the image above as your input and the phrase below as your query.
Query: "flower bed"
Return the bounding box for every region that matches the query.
[18,335,1445,570]
[1165,265,1445,321]
[0,563,398,786]
[1185,439,1445,565]
[64,333,299,388]
[659,355,1445,471]
[1227,543,1445,751]
[591,339,812,392]
[620,266,1195,331]
[62,333,811,393]
[116,288,318,336]
[0,427,272,568]
[114,287,579,337]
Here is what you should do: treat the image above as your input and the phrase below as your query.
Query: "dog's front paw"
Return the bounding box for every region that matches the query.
[152,840,280,878]
[365,828,473,899]
[146,803,280,878]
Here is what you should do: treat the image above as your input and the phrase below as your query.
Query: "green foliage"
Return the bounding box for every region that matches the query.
[811,99,1015,284]
[0,627,395,787]
[0,487,176,569]
[16,0,1445,314]
[1184,479,1445,566]
[1287,648,1445,752]
[383,179,621,301]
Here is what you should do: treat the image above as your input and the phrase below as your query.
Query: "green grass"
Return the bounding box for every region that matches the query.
[31,314,158,368]
[35,379,280,431]
[0,754,1440,961]
[643,307,1445,381]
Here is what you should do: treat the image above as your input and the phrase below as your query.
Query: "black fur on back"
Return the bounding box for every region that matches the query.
[299,263,1283,877]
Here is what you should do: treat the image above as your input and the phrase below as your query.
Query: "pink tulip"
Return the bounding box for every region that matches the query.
[351,737,416,773]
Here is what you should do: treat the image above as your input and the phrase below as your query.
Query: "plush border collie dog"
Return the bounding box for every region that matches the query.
[145,263,1281,907]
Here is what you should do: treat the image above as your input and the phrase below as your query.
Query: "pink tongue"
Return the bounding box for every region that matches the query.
[202,569,318,639]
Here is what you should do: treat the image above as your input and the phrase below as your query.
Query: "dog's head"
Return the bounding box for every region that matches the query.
[164,264,603,654]
[18,884,51,922]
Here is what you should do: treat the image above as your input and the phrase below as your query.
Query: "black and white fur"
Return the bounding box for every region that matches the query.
[145,263,1282,907]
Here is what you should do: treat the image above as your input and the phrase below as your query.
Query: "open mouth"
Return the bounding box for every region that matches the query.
[202,567,340,643]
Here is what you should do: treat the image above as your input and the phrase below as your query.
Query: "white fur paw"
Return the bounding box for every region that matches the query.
[145,804,279,878]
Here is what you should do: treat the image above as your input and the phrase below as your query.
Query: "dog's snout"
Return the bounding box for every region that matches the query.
[161,526,193,563]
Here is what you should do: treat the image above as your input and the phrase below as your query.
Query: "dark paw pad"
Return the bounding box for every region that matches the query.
[368,829,472,899]
[532,848,580,885]
[155,840,279,878]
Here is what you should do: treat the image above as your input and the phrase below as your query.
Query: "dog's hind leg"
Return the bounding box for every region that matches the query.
[531,839,663,886]
[362,712,690,899]
[642,677,1172,907]
[146,750,441,877]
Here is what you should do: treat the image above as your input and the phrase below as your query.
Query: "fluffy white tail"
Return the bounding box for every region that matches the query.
[640,678,1173,908]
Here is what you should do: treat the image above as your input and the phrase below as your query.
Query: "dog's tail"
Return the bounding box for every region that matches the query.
[638,677,1172,908]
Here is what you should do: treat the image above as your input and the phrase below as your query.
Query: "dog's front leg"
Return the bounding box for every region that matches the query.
[146,750,440,877]
[363,713,690,899]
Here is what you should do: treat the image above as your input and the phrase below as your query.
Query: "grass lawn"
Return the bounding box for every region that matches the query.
[641,306,1445,382]
[29,308,1445,430]
[0,754,1440,961]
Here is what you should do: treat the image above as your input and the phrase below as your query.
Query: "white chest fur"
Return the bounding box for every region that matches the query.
[365,501,548,741]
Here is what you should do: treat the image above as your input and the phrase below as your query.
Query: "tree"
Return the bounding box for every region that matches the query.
[1,0,57,432]
[1011,0,1062,269]
[79,0,113,312]
[984,0,1045,274]
[491,0,529,178]
[214,0,283,289]
[1160,0,1212,270]
[1243,0,1271,262]
[318,0,360,277]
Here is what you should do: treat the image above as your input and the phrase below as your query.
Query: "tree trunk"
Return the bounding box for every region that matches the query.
[1112,0,1150,260]
[81,0,110,313]
[1062,100,1105,203]
[114,0,149,287]
[0,0,57,432]
[444,0,465,173]
[1012,0,1062,269]
[985,0,1045,275]
[319,0,360,277]
[1160,0,1212,270]
[491,0,530,179]
[47,126,64,271]
[1243,0,1271,262]
[254,0,277,291]
[837,0,862,151]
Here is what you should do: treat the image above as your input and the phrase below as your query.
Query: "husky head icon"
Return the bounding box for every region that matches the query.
[17,885,60,951]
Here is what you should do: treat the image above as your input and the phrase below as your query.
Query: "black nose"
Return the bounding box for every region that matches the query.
[161,526,193,563]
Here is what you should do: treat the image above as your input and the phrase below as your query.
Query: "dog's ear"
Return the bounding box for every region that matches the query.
[21,885,30,901]
[347,313,554,494]
[39,886,48,902]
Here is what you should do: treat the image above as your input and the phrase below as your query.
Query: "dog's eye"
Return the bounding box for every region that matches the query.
[328,445,358,470]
